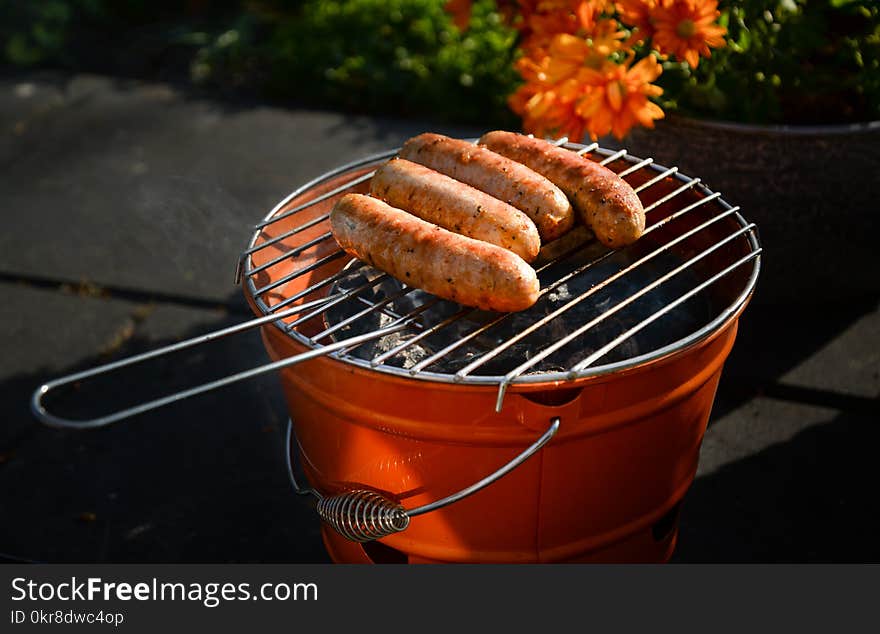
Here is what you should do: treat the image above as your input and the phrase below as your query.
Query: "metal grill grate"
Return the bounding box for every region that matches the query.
[239,139,761,411]
[30,137,760,429]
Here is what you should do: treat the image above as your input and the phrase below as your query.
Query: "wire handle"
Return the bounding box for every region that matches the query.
[30,295,414,430]
[285,416,560,542]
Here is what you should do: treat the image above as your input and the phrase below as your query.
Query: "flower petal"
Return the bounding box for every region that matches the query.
[607,80,624,112]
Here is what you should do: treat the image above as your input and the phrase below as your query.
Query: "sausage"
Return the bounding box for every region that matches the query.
[330,193,540,312]
[478,130,646,249]
[370,158,541,263]
[398,133,574,242]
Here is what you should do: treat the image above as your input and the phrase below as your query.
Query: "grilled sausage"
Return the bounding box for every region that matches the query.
[478,130,646,249]
[370,158,541,263]
[330,194,540,312]
[398,133,574,242]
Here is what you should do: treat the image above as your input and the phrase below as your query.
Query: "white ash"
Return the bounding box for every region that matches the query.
[546,284,572,303]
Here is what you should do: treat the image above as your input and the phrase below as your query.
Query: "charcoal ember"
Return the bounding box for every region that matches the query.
[358,331,431,369]
[425,349,482,376]
[468,343,535,377]
[325,245,714,377]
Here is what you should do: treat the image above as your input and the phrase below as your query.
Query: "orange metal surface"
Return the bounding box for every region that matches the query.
[243,154,756,563]
[257,309,741,563]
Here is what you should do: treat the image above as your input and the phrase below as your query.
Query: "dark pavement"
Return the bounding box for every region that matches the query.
[2,72,878,563]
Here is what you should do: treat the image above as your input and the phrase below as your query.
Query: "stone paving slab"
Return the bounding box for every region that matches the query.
[675,397,878,562]
[0,73,482,304]
[671,299,880,562]
[0,284,327,563]
[740,296,879,391]
[776,303,880,399]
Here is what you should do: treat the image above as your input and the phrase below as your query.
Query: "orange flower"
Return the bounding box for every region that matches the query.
[510,85,591,143]
[517,0,614,53]
[509,34,595,141]
[615,0,658,41]
[444,0,472,30]
[575,55,665,139]
[521,11,582,54]
[651,0,726,68]
[588,18,627,57]
[509,31,664,141]
[573,0,613,33]
[494,0,521,25]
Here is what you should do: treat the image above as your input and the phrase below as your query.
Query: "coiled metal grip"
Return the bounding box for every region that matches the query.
[317,490,410,542]
[286,416,560,543]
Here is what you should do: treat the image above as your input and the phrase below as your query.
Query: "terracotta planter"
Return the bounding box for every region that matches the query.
[613,116,880,304]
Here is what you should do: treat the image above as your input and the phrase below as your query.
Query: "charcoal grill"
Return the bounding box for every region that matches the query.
[33,138,761,563]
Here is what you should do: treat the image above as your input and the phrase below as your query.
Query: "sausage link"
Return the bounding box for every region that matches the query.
[370,158,541,263]
[398,133,574,242]
[330,193,540,312]
[478,130,645,249]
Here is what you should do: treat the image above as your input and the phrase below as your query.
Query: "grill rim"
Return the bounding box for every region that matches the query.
[241,141,761,389]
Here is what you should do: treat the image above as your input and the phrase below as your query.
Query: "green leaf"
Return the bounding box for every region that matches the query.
[6,33,44,66]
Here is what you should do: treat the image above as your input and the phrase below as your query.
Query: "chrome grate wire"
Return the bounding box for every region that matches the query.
[239,139,761,409]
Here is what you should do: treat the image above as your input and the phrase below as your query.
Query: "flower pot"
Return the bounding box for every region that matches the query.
[610,116,880,304]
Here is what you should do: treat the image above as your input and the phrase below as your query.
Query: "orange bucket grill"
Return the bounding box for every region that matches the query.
[31,140,760,564]
[241,141,760,564]
[260,311,739,563]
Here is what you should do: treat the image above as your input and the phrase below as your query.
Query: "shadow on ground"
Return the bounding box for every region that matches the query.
[0,290,329,564]
[710,294,880,421]
[675,406,880,562]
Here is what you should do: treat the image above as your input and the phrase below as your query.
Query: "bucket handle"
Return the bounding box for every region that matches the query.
[30,294,416,430]
[285,416,560,543]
